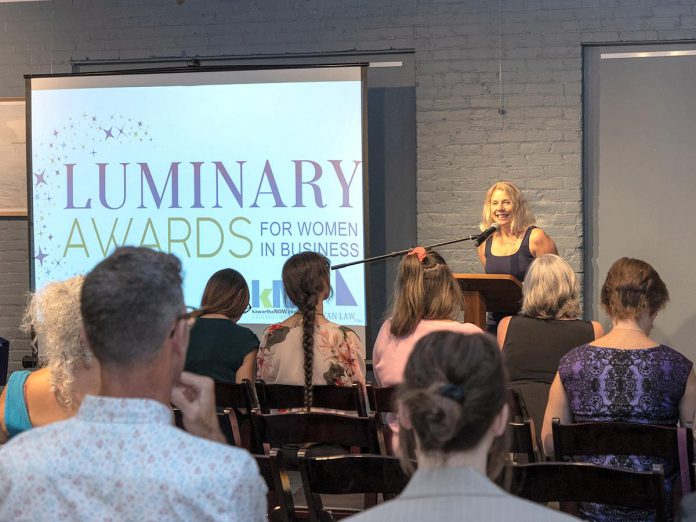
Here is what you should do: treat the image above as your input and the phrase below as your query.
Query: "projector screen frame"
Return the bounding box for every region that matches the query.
[25,63,372,346]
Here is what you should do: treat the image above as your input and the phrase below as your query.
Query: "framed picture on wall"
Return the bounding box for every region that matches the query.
[0,98,27,217]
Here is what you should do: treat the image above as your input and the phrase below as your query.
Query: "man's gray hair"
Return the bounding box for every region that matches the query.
[81,247,183,367]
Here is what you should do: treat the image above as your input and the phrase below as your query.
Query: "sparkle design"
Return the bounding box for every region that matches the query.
[34,248,48,266]
[32,111,152,283]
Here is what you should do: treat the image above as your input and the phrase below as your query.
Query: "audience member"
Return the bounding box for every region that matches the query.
[350,331,573,521]
[185,268,259,384]
[0,247,266,520]
[373,248,481,387]
[498,254,602,437]
[373,248,481,449]
[0,276,99,442]
[542,257,696,521]
[256,251,365,410]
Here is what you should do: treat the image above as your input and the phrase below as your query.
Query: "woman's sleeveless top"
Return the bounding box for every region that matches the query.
[503,315,594,385]
[485,225,536,282]
[4,370,32,438]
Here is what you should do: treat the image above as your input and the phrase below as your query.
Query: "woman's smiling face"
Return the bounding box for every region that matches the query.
[490,189,513,226]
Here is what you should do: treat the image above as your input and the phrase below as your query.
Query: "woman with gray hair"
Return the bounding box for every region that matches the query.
[497,254,602,437]
[0,276,99,442]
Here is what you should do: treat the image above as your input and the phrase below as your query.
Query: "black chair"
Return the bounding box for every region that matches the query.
[298,452,412,521]
[254,411,383,455]
[366,384,396,413]
[255,451,294,522]
[366,384,397,455]
[552,419,695,488]
[214,380,258,450]
[509,462,668,521]
[255,380,368,417]
[506,388,539,463]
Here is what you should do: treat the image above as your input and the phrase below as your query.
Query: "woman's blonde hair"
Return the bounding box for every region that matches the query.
[389,249,464,337]
[480,181,535,236]
[520,254,581,320]
[20,276,93,410]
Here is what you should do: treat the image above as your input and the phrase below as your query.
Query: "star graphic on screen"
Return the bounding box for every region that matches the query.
[137,121,143,127]
[117,126,125,136]
[34,170,47,187]
[103,127,114,139]
[91,149,97,156]
[54,170,60,175]
[92,116,97,122]
[52,130,59,137]
[48,234,53,241]
[34,248,48,266]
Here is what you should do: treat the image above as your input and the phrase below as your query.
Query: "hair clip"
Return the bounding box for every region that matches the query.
[407,246,427,262]
[438,383,465,402]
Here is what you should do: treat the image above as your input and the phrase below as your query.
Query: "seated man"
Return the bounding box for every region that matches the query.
[0,247,267,521]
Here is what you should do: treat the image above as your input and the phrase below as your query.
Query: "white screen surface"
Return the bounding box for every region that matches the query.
[29,67,367,334]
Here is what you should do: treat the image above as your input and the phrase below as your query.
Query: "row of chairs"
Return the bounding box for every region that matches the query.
[193,380,691,521]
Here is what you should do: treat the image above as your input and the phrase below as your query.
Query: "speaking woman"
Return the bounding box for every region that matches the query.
[477,181,558,333]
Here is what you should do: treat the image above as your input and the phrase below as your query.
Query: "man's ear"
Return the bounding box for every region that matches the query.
[170,319,189,358]
[491,403,509,438]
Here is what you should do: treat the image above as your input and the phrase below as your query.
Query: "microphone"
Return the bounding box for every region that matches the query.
[473,223,500,247]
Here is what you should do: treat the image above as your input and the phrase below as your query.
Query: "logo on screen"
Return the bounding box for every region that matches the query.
[250,272,357,309]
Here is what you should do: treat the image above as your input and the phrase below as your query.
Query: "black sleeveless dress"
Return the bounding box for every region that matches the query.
[484,226,536,331]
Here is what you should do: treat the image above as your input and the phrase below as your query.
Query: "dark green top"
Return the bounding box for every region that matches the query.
[184,318,259,384]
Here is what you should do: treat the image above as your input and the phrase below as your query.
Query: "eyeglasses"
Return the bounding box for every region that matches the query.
[170,305,199,337]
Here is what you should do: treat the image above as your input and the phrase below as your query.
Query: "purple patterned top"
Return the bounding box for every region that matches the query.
[559,344,693,521]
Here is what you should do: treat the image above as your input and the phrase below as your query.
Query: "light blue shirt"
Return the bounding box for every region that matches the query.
[0,395,267,521]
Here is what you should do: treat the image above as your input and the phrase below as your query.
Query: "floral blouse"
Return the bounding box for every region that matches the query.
[257,319,366,386]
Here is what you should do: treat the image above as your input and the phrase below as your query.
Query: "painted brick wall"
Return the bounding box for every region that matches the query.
[2,0,696,369]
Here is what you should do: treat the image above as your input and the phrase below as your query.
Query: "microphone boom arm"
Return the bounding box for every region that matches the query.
[331,234,478,270]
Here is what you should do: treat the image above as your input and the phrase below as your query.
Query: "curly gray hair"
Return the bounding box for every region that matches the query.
[20,275,93,410]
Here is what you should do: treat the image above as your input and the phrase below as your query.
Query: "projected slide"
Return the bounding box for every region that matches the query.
[29,67,366,329]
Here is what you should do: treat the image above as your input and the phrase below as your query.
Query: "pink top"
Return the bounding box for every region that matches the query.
[373,319,483,387]
[372,319,483,454]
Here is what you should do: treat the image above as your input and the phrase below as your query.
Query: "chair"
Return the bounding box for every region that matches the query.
[254,411,383,455]
[255,451,294,522]
[508,462,668,521]
[366,384,396,413]
[552,419,695,492]
[214,380,258,451]
[255,380,368,417]
[366,384,397,455]
[506,388,539,463]
[172,380,258,450]
[298,453,412,521]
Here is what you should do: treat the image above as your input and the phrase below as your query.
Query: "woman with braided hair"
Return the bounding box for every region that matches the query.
[256,252,365,410]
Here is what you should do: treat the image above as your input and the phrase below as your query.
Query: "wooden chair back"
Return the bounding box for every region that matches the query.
[255,451,294,522]
[255,380,368,417]
[552,419,695,489]
[255,411,383,454]
[509,462,668,521]
[366,385,397,413]
[506,388,539,462]
[214,380,259,451]
[298,453,411,521]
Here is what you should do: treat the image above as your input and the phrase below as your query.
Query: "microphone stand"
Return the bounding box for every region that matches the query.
[331,234,478,270]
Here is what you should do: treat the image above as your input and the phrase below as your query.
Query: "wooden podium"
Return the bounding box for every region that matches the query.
[454,274,523,331]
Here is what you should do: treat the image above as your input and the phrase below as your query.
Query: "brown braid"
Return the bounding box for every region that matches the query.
[281,252,331,412]
[300,294,318,410]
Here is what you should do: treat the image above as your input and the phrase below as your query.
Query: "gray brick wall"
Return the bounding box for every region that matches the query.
[2,0,696,369]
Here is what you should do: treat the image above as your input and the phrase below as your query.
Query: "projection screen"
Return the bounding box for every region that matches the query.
[27,66,367,340]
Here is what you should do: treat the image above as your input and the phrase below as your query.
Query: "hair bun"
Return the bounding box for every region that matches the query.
[438,383,465,402]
